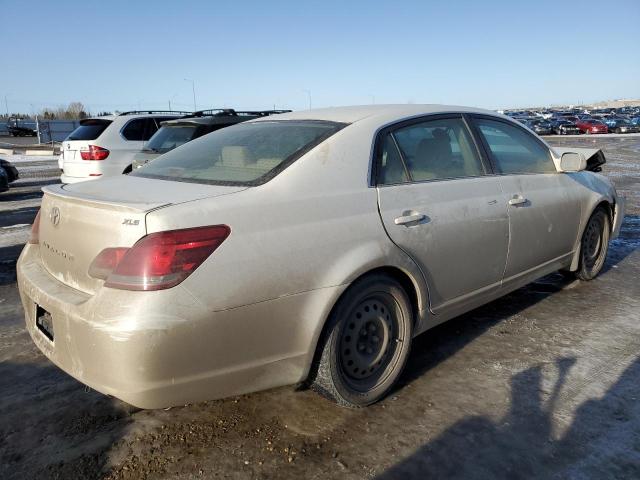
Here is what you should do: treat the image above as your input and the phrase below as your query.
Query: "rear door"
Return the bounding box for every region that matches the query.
[376,115,509,314]
[469,115,582,281]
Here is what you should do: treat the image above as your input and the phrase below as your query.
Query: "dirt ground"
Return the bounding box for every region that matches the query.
[1,135,639,479]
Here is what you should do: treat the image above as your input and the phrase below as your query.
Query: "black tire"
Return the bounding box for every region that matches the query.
[310,274,413,407]
[122,165,132,174]
[574,207,610,281]
[615,128,621,134]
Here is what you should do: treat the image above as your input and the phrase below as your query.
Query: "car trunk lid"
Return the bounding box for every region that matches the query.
[38,176,246,294]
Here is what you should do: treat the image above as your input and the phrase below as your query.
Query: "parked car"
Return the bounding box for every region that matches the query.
[603,117,640,134]
[131,109,290,170]
[59,110,190,183]
[524,119,553,135]
[549,118,581,135]
[6,117,37,137]
[0,158,19,192]
[576,119,609,134]
[17,105,624,409]
[627,114,640,126]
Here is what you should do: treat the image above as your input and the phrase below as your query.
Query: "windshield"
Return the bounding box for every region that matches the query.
[146,125,200,152]
[132,120,345,186]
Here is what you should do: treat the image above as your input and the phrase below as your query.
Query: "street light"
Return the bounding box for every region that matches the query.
[303,89,312,110]
[184,78,197,111]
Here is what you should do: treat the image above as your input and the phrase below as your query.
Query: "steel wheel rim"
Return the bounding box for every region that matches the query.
[583,215,604,269]
[338,293,401,391]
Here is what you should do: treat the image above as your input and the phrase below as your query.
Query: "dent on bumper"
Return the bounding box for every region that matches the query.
[17,245,344,408]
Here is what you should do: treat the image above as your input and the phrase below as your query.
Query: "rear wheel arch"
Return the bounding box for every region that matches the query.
[304,266,422,385]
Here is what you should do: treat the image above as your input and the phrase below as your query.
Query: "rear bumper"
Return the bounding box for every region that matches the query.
[17,244,341,408]
[60,173,101,184]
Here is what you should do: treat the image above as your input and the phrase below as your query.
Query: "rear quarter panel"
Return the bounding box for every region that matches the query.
[144,120,428,314]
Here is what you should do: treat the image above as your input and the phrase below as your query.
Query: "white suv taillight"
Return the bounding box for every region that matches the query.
[80,145,110,160]
[88,225,230,291]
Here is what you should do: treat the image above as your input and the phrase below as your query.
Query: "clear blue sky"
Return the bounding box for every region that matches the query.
[1,0,639,114]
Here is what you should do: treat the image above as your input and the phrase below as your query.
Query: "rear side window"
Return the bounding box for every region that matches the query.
[132,120,344,186]
[379,117,484,184]
[121,119,147,141]
[475,119,556,174]
[67,120,112,140]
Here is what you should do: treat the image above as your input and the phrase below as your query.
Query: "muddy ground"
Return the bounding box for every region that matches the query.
[1,135,639,479]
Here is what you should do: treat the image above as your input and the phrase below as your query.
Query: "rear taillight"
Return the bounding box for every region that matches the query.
[28,209,41,244]
[88,225,230,291]
[80,145,110,160]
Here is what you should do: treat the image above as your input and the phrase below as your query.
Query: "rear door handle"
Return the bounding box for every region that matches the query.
[508,195,528,206]
[394,213,426,225]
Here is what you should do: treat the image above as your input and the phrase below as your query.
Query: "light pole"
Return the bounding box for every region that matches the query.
[4,95,8,116]
[303,89,312,110]
[184,78,197,111]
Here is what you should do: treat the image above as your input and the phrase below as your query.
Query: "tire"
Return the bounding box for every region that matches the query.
[122,165,132,174]
[615,128,621,134]
[573,207,610,281]
[309,274,413,407]
[585,129,591,135]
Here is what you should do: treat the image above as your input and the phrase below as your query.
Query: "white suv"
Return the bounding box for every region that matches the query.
[60,111,187,183]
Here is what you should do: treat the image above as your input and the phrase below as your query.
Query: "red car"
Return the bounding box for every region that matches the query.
[576,119,609,134]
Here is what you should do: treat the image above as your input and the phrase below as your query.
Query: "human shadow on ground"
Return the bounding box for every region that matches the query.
[378,355,640,479]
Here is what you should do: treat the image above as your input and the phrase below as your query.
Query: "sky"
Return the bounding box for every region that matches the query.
[1,0,639,115]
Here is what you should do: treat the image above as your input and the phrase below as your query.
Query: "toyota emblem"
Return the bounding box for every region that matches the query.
[50,207,61,226]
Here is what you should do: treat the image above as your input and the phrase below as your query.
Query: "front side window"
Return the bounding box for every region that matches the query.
[379,117,484,184]
[475,118,556,174]
[132,120,344,186]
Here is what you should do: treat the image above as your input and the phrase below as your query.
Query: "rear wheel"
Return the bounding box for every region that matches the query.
[310,274,413,407]
[615,128,622,134]
[585,129,591,135]
[574,207,610,281]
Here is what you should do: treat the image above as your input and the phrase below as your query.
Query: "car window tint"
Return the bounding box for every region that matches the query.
[67,121,112,140]
[475,119,556,174]
[146,125,199,152]
[390,117,484,181]
[378,134,408,184]
[121,119,146,141]
[131,120,344,186]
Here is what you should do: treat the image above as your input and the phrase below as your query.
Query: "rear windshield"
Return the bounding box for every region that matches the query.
[146,125,200,153]
[131,120,345,186]
[67,120,112,140]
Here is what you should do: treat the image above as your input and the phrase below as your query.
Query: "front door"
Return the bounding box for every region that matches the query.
[470,116,582,280]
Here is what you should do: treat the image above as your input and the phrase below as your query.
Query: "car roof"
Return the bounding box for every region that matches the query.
[251,104,502,125]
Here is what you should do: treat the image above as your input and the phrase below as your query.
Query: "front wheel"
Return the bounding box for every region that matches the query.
[574,207,611,280]
[310,274,413,407]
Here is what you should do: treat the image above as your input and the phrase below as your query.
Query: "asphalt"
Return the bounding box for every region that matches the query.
[0,137,638,479]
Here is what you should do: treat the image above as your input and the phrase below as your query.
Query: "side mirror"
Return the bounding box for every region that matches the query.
[560,152,586,172]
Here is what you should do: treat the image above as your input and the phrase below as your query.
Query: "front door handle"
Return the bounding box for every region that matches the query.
[508,195,528,206]
[394,213,426,225]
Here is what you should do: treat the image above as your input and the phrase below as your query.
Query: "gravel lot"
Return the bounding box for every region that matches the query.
[1,136,639,479]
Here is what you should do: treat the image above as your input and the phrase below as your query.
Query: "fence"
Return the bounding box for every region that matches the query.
[37,120,81,143]
[1,118,80,143]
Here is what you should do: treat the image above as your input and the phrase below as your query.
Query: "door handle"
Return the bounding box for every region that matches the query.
[508,195,528,206]
[394,213,426,225]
